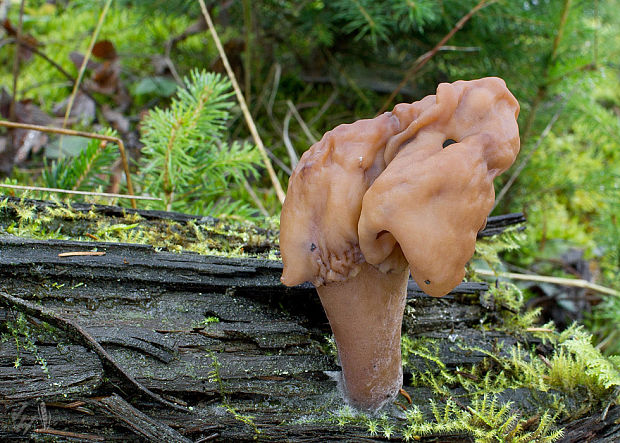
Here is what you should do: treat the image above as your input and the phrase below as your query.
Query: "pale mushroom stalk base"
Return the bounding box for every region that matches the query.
[317,262,409,411]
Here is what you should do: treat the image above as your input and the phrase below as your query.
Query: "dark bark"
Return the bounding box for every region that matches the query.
[557,404,620,443]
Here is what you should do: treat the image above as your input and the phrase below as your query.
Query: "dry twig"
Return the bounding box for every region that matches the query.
[286,100,318,144]
[58,251,106,257]
[475,268,620,298]
[282,106,298,169]
[0,184,158,201]
[198,0,286,204]
[377,0,496,114]
[0,120,138,208]
[4,37,98,103]
[61,0,113,140]
[33,429,104,441]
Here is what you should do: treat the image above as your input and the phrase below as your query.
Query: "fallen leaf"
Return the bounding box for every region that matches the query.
[69,52,100,71]
[15,128,47,163]
[69,42,130,110]
[0,88,52,170]
[1,88,53,125]
[102,105,130,133]
[53,92,96,124]
[89,59,121,95]
[92,40,117,60]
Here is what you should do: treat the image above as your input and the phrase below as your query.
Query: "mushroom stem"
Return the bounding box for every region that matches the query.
[316,262,409,411]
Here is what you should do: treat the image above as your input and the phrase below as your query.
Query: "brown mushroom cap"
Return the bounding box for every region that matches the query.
[358,77,520,296]
[279,112,402,287]
[280,77,519,295]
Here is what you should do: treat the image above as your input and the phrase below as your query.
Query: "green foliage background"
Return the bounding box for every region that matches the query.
[0,0,618,353]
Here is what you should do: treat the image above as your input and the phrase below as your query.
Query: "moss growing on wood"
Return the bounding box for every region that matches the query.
[0,198,280,259]
[0,311,57,376]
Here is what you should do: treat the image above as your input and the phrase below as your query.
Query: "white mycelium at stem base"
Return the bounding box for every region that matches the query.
[279,77,520,411]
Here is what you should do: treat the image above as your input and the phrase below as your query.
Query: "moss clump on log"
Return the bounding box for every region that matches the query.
[0,197,280,259]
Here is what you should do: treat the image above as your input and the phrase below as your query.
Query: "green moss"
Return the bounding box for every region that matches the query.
[1,2,196,110]
[193,316,220,329]
[0,198,280,259]
[1,312,52,376]
[207,351,261,435]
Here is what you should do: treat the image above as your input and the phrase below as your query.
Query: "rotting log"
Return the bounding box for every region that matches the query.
[0,199,617,442]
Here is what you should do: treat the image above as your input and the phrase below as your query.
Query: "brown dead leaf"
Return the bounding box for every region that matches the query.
[92,40,117,60]
[101,105,130,133]
[53,92,96,124]
[0,88,51,171]
[1,89,52,126]
[69,41,130,110]
[90,60,121,95]
[2,18,41,61]
[69,51,100,71]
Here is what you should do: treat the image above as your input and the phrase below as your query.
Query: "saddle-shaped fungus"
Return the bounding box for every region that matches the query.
[280,77,520,410]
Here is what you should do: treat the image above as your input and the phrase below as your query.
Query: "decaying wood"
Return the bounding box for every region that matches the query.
[0,290,186,412]
[0,200,616,441]
[557,403,620,443]
[93,394,193,443]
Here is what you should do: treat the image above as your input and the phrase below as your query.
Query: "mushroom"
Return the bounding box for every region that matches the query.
[280,77,520,410]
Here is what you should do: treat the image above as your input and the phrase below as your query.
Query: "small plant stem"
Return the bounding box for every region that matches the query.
[242,0,252,104]
[198,0,286,204]
[286,100,318,144]
[308,89,338,127]
[163,120,180,211]
[267,63,281,118]
[9,0,26,122]
[74,140,107,190]
[474,268,620,298]
[5,38,99,104]
[0,120,137,208]
[241,178,269,218]
[160,79,214,211]
[282,107,298,169]
[60,0,113,154]
[377,0,495,115]
[0,184,158,201]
